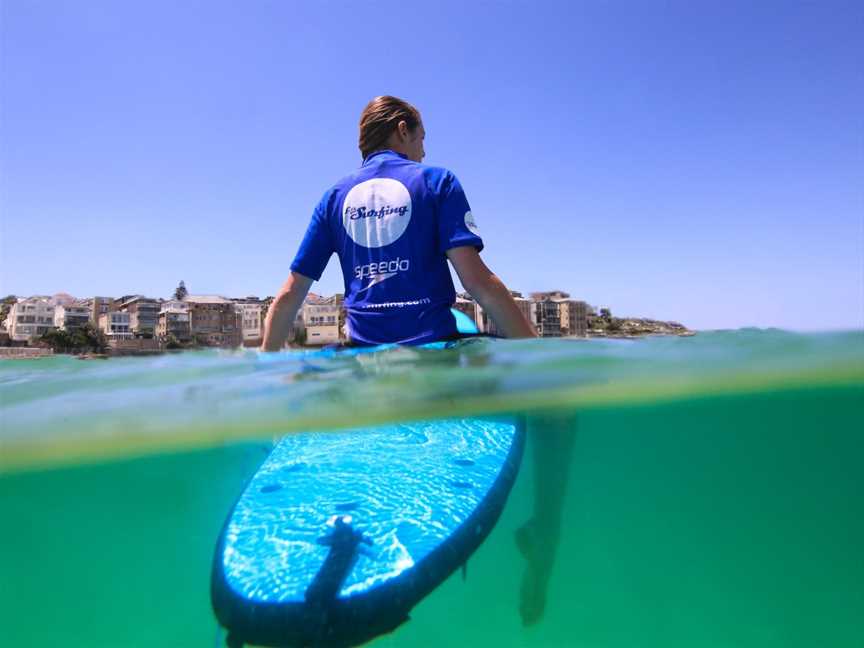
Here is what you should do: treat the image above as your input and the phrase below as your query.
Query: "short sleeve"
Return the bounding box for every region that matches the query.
[290,195,335,281]
[436,171,484,255]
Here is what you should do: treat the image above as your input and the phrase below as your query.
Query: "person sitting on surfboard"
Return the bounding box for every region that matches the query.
[262,95,567,627]
[261,94,535,348]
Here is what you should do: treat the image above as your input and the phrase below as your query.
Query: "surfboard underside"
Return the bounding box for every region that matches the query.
[212,416,525,647]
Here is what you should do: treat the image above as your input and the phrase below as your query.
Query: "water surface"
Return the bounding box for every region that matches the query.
[1,330,862,646]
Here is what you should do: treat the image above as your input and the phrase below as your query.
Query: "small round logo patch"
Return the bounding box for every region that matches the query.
[464,210,479,235]
[342,178,412,248]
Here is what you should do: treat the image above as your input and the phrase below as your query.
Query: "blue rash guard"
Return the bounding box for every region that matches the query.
[290,150,484,346]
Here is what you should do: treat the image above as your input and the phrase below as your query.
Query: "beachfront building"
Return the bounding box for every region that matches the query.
[186,295,242,347]
[84,297,115,325]
[6,297,57,342]
[98,311,133,340]
[302,294,343,346]
[531,298,563,337]
[556,299,589,337]
[232,298,266,347]
[156,300,192,343]
[528,291,589,337]
[115,296,161,338]
[54,303,91,331]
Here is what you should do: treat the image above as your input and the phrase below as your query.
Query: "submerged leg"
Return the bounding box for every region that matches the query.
[516,411,577,626]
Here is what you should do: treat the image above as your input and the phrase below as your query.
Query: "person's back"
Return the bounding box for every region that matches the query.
[262,95,535,350]
[292,148,483,345]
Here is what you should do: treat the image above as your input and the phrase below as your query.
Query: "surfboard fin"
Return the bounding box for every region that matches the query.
[306,516,371,605]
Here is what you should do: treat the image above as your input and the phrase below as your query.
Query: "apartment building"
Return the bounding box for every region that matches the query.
[84,297,115,325]
[156,300,192,343]
[531,298,563,337]
[6,297,56,342]
[556,299,589,337]
[185,295,242,347]
[54,303,91,331]
[302,294,343,346]
[232,298,266,347]
[98,311,133,340]
[115,296,161,338]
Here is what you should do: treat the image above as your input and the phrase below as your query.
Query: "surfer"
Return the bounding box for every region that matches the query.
[262,95,572,626]
[261,95,535,348]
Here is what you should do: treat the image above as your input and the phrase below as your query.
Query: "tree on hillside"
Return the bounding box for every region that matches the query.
[174,281,188,301]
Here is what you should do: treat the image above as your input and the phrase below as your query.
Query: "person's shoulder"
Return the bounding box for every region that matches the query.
[415,163,461,193]
[315,169,362,210]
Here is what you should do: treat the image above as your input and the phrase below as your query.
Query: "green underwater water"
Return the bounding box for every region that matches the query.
[1,331,863,646]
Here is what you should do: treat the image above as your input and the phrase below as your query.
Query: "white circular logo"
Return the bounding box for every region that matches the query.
[342,178,412,248]
[464,210,480,234]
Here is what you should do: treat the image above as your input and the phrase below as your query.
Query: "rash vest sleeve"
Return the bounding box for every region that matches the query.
[435,170,484,255]
[290,193,335,281]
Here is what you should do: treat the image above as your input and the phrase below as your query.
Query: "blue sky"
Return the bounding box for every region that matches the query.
[1,1,861,331]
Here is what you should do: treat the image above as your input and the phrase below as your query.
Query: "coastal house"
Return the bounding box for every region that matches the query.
[98,311,133,340]
[84,297,115,325]
[302,294,343,346]
[6,297,57,342]
[531,291,593,337]
[115,296,161,338]
[555,299,589,337]
[54,303,92,331]
[232,298,265,347]
[156,300,192,343]
[185,295,242,347]
[531,298,563,337]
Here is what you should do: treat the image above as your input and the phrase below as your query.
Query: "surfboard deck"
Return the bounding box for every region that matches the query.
[211,415,525,647]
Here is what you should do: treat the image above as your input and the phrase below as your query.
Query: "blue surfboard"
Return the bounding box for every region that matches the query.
[211,311,525,647]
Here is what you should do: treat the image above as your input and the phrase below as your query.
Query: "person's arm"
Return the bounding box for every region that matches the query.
[261,272,314,351]
[446,246,537,338]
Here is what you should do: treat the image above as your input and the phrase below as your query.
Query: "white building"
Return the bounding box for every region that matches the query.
[98,311,133,340]
[233,301,265,346]
[6,297,57,342]
[302,297,342,346]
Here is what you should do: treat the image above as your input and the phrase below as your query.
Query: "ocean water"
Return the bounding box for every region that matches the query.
[1,330,862,647]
